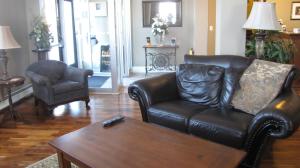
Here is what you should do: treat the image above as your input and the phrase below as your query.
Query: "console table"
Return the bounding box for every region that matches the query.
[143,45,179,75]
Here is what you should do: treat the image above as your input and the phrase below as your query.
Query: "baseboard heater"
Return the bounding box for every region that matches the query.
[0,84,33,111]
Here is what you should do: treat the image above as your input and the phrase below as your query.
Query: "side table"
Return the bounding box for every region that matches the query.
[0,76,25,121]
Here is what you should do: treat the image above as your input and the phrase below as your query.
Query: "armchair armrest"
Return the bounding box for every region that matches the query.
[26,71,51,87]
[64,67,93,84]
[128,72,180,121]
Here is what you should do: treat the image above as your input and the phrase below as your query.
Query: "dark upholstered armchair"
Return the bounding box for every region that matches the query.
[128,55,300,168]
[26,60,93,111]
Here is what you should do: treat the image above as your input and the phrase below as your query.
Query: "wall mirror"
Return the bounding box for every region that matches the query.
[142,0,182,27]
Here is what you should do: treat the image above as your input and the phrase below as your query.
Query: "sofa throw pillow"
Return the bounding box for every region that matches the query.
[231,59,293,115]
[176,64,224,107]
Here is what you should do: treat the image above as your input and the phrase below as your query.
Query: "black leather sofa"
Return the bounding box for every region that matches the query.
[128,55,300,168]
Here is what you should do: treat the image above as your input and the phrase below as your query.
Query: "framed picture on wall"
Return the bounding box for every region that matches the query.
[291,2,300,20]
[94,1,107,17]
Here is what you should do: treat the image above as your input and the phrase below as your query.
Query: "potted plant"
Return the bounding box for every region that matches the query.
[152,16,169,45]
[246,31,296,64]
[29,17,54,51]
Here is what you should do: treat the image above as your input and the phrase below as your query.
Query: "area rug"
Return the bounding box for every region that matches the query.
[26,154,78,168]
[88,76,109,88]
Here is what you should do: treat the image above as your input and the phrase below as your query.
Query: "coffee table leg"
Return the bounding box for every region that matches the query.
[57,151,71,168]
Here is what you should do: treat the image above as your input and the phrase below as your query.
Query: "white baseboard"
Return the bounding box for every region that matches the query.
[131,66,176,74]
[131,66,146,73]
[0,85,33,111]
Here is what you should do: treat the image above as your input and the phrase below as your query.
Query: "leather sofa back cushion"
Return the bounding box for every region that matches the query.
[184,55,253,109]
[232,59,293,115]
[176,64,224,107]
[219,68,244,109]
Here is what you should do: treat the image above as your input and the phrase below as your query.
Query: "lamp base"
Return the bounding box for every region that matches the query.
[0,50,9,80]
[255,31,266,59]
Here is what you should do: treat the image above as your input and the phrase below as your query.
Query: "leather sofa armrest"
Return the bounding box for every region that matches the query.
[64,67,93,84]
[248,90,300,139]
[243,90,300,167]
[26,71,51,87]
[128,72,180,121]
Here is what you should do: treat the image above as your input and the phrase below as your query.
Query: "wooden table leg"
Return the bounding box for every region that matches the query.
[57,151,71,168]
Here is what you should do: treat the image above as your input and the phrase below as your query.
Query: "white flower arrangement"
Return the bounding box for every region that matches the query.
[29,17,54,50]
[151,16,169,37]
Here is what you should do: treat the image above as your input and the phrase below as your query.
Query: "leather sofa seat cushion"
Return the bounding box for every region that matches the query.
[176,64,224,107]
[53,80,83,94]
[148,100,208,132]
[188,108,254,148]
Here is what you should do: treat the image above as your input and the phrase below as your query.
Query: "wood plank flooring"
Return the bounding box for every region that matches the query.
[0,89,300,168]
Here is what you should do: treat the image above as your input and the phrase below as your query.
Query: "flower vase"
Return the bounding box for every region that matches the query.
[156,34,165,46]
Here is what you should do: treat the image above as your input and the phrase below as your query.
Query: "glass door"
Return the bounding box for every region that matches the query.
[72,0,132,93]
[88,0,112,90]
[73,0,115,92]
[63,0,78,67]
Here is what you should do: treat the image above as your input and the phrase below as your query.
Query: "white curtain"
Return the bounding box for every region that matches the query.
[39,0,60,61]
[122,0,133,77]
[115,0,132,78]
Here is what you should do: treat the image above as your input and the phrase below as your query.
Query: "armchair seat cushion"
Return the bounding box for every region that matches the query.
[188,108,254,148]
[148,100,208,132]
[53,80,84,94]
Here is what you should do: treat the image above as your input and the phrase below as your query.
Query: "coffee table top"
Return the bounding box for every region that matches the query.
[49,118,246,168]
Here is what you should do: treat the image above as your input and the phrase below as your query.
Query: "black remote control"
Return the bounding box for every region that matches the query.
[102,116,125,127]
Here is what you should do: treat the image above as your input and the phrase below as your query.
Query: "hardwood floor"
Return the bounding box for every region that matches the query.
[0,89,300,168]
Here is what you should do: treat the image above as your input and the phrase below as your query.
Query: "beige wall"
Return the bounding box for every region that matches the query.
[207,0,216,55]
[131,0,196,66]
[215,0,247,55]
[268,0,300,31]
[0,0,40,100]
[193,0,208,55]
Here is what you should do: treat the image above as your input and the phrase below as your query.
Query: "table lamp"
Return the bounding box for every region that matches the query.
[243,2,281,59]
[0,26,21,80]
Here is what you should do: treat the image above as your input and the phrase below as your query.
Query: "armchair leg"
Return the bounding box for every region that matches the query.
[35,109,39,116]
[47,106,54,113]
[85,99,90,110]
[34,97,39,106]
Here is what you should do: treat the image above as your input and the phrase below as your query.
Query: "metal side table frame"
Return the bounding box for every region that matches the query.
[143,45,179,76]
[0,76,25,122]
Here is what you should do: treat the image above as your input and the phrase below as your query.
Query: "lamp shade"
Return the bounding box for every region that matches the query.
[0,26,21,50]
[243,2,281,31]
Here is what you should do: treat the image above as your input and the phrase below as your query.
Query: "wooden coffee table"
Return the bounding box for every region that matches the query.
[49,118,246,168]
